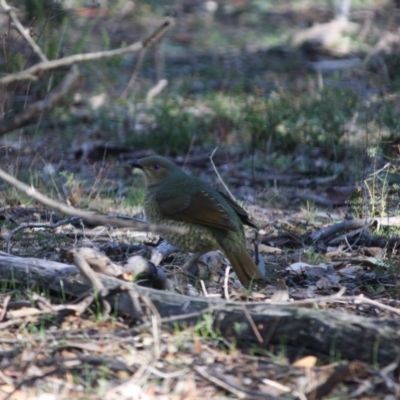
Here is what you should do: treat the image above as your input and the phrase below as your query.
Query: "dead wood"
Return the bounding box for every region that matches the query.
[0,165,185,235]
[0,65,80,136]
[308,217,400,242]
[1,254,400,365]
[0,14,174,86]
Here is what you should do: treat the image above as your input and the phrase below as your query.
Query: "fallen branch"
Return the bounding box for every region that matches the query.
[308,217,400,242]
[1,253,400,365]
[0,0,48,62]
[0,165,185,235]
[0,15,174,85]
[0,65,79,136]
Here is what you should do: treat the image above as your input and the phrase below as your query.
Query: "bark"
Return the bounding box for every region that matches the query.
[0,253,399,364]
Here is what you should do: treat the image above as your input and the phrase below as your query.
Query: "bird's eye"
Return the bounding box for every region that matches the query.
[153,164,161,170]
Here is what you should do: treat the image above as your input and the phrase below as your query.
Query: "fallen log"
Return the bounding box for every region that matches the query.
[0,253,399,365]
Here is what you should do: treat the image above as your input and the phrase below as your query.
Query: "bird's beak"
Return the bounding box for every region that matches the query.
[128,159,143,169]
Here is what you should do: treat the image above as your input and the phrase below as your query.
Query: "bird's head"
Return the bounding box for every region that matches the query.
[130,156,184,187]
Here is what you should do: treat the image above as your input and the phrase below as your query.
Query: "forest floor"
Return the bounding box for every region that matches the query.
[1,0,400,399]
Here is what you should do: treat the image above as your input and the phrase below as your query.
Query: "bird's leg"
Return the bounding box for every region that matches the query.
[181,249,216,285]
[181,251,204,271]
[180,251,204,282]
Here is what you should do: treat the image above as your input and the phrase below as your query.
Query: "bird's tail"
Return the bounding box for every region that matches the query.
[224,250,266,288]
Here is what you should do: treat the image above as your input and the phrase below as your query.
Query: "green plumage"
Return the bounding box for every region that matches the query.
[131,156,265,288]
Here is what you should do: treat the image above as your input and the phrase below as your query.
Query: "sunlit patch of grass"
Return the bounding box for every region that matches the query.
[123,185,145,208]
[106,85,362,170]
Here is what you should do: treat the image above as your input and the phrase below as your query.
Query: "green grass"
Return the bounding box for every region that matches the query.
[4,0,399,183]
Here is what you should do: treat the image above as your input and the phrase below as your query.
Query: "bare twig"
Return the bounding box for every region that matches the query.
[223,266,231,301]
[241,304,263,344]
[209,147,235,201]
[309,217,400,243]
[308,219,373,242]
[70,250,107,296]
[0,16,174,85]
[195,366,282,400]
[194,366,247,399]
[0,0,48,62]
[0,65,79,136]
[5,216,81,253]
[200,280,209,297]
[105,284,144,321]
[134,293,162,356]
[0,295,11,321]
[120,48,147,99]
[0,165,186,235]
[269,290,400,317]
[310,361,368,399]
[146,79,168,104]
[70,249,111,319]
[0,302,92,325]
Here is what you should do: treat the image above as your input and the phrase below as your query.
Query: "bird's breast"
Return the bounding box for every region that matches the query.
[143,194,221,252]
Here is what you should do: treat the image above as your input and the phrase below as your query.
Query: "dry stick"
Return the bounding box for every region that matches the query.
[0,16,174,85]
[223,266,231,301]
[309,219,373,242]
[0,166,185,235]
[311,361,367,400]
[32,293,57,312]
[0,0,48,62]
[146,79,168,104]
[126,287,144,322]
[194,366,247,400]
[309,216,400,242]
[0,295,11,321]
[200,280,209,297]
[70,251,106,296]
[147,366,189,379]
[143,295,162,359]
[5,217,81,253]
[209,147,236,201]
[0,65,79,136]
[241,304,263,344]
[349,356,400,398]
[328,226,365,246]
[0,317,26,330]
[0,370,14,388]
[195,366,282,400]
[0,303,92,325]
[71,250,113,319]
[71,254,144,321]
[120,47,147,99]
[270,292,400,317]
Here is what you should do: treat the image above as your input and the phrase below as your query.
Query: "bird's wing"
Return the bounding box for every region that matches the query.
[156,190,237,231]
[217,191,259,230]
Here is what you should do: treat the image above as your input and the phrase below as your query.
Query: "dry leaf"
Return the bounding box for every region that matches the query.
[258,244,282,254]
[293,355,317,367]
[286,262,312,274]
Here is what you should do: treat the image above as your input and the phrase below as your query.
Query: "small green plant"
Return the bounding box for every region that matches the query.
[329,337,342,364]
[194,313,221,340]
[299,201,323,227]
[303,248,328,265]
[350,151,396,219]
[89,293,107,321]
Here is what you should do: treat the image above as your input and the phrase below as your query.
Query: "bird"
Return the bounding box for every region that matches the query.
[130,155,266,288]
